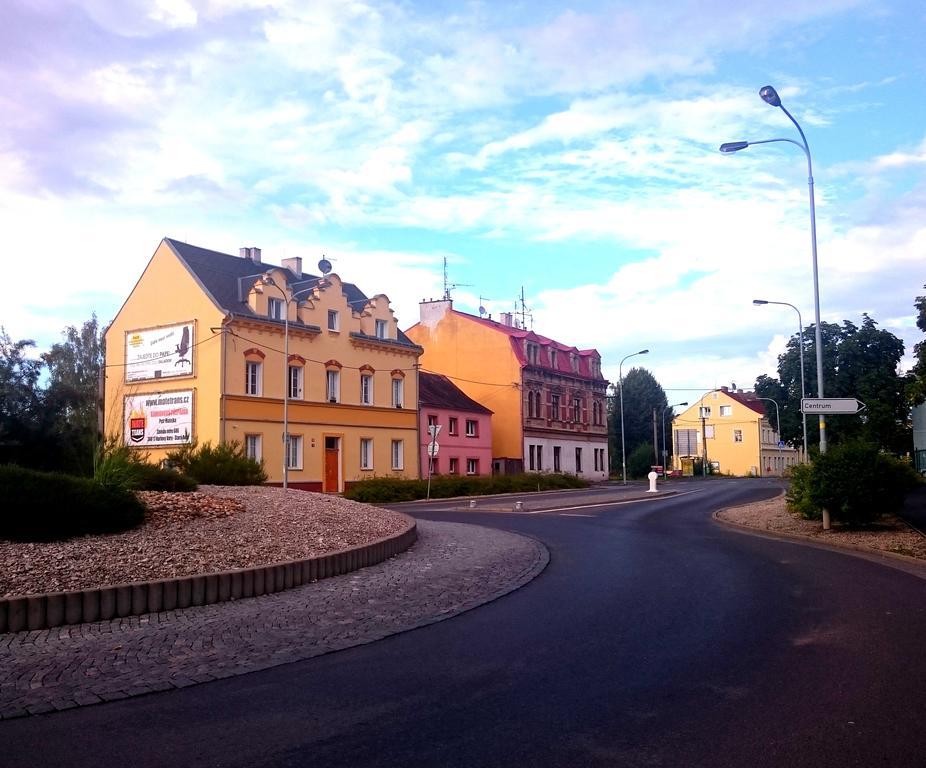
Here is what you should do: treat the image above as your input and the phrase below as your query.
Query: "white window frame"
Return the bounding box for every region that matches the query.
[268,297,284,321]
[553,446,561,472]
[734,429,743,443]
[392,378,404,408]
[705,425,715,439]
[245,360,262,396]
[360,438,373,470]
[288,365,303,399]
[448,417,458,435]
[360,373,373,405]
[699,406,711,418]
[391,439,404,470]
[719,405,732,417]
[449,457,459,475]
[285,434,303,470]
[465,419,477,437]
[245,434,262,462]
[375,319,387,339]
[327,309,339,331]
[326,369,340,402]
[466,458,478,475]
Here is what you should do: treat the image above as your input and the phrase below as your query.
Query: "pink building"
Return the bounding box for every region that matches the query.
[419,372,493,477]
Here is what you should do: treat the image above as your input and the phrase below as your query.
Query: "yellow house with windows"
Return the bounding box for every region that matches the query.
[671,387,800,477]
[104,238,422,491]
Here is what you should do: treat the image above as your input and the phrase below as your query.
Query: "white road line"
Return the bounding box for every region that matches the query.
[541,489,702,514]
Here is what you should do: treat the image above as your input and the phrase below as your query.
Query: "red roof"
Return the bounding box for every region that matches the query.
[722,389,766,416]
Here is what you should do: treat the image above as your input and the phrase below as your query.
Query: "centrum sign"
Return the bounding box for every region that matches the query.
[801,398,866,415]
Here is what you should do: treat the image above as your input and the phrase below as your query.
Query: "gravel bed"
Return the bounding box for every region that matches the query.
[0,486,410,598]
[717,494,926,560]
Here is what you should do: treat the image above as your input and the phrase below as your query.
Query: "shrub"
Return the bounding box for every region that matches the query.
[133,462,198,492]
[627,442,657,479]
[345,472,588,503]
[0,464,146,542]
[787,441,923,526]
[785,462,819,520]
[166,441,267,485]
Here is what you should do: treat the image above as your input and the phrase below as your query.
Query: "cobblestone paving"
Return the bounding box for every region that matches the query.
[0,521,547,720]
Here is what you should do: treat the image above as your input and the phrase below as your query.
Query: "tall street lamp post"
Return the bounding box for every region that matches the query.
[720,85,827,463]
[261,275,314,491]
[661,401,688,478]
[754,396,781,476]
[619,349,649,485]
[753,298,808,462]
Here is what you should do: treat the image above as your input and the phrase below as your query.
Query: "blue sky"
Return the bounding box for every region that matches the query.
[1,0,924,401]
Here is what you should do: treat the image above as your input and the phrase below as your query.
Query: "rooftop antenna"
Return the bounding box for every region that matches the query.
[478,295,492,317]
[442,255,472,301]
[317,255,333,275]
[515,286,533,330]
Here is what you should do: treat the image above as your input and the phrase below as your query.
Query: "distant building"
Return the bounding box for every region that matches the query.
[671,387,800,477]
[405,300,609,480]
[913,403,926,474]
[418,372,493,478]
[103,238,422,491]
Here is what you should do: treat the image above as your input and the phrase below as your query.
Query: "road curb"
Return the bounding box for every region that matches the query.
[0,516,418,634]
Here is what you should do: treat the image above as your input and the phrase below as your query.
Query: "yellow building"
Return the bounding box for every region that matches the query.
[405,300,609,479]
[104,239,422,491]
[671,387,800,477]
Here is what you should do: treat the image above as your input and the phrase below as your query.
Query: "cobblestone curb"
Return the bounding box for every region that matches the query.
[0,520,548,720]
[0,517,418,634]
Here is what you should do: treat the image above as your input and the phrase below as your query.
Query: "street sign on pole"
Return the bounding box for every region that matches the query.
[800,398,866,415]
[428,424,442,438]
[427,442,440,457]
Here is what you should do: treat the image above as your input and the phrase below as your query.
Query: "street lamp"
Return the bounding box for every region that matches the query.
[661,401,688,478]
[261,275,315,491]
[753,396,781,476]
[753,298,808,462]
[619,349,649,485]
[720,85,827,464]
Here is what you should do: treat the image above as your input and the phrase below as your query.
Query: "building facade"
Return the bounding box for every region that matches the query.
[671,387,800,477]
[405,300,609,480]
[418,372,493,478]
[104,238,422,491]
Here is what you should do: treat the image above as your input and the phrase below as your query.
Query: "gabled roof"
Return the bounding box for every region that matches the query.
[722,389,766,416]
[164,238,417,346]
[418,372,493,414]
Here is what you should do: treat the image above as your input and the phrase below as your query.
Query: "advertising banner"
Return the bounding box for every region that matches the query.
[124,322,194,382]
[124,390,194,447]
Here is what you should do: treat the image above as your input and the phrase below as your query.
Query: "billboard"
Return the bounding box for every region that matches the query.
[124,390,194,447]
[124,322,194,382]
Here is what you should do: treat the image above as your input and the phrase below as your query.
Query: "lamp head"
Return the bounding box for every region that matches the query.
[680,401,688,406]
[753,299,768,305]
[639,349,649,355]
[261,274,276,286]
[719,141,749,153]
[759,85,781,107]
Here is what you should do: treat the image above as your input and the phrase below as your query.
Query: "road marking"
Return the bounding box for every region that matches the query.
[540,489,702,514]
[557,513,596,518]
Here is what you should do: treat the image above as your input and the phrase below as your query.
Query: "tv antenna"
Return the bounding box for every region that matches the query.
[514,286,533,330]
[317,255,334,275]
[478,295,492,317]
[442,256,472,300]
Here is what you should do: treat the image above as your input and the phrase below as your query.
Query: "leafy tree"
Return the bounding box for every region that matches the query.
[0,328,44,466]
[909,285,926,405]
[610,368,667,472]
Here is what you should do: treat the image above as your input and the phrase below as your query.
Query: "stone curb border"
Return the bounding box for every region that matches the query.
[712,508,926,578]
[0,516,418,634]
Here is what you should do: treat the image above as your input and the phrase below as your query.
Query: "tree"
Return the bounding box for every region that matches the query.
[0,328,44,466]
[610,368,667,472]
[909,285,926,405]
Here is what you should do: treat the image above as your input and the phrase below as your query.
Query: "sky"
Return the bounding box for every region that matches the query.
[2,0,924,403]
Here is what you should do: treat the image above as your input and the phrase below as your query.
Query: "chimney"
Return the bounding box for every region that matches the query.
[720,386,729,392]
[500,312,514,327]
[239,246,261,263]
[282,256,302,278]
[419,298,452,329]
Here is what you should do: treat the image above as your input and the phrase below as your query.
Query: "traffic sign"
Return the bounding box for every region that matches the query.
[800,398,866,414]
[427,442,440,457]
[428,424,442,438]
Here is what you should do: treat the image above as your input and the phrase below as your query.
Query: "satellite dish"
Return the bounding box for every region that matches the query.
[479,306,487,316]
[318,257,332,275]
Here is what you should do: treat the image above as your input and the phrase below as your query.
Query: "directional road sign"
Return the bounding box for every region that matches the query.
[427,442,440,457]
[800,398,866,415]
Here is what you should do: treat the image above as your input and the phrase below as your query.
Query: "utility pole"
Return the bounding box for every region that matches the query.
[701,412,708,476]
[652,408,659,467]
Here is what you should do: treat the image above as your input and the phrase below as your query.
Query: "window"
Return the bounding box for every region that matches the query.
[549,349,557,369]
[537,446,543,471]
[449,457,459,474]
[594,448,602,472]
[466,458,478,475]
[551,394,560,420]
[592,401,602,425]
[360,373,373,405]
[526,342,539,365]
[285,435,302,469]
[288,365,303,399]
[375,319,387,339]
[392,377,404,408]
[360,438,373,470]
[245,434,262,462]
[699,406,711,418]
[326,369,340,402]
[719,405,732,416]
[573,397,581,422]
[391,439,404,470]
[705,425,715,439]
[575,447,582,473]
[465,419,478,437]
[529,445,536,471]
[245,360,262,396]
[429,458,439,474]
[676,429,698,455]
[448,417,458,435]
[268,297,284,320]
[553,446,561,472]
[734,429,743,443]
[327,310,339,331]
[590,358,600,377]
[428,414,438,428]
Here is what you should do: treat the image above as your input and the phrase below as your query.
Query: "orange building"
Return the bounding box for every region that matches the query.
[104,239,422,491]
[405,300,609,479]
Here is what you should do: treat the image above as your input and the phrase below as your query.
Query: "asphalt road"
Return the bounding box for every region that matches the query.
[4,479,925,767]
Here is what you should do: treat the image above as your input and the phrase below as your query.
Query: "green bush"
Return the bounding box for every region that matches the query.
[345,472,588,503]
[165,441,267,485]
[0,464,146,542]
[93,438,197,492]
[627,442,657,479]
[133,462,198,492]
[786,441,923,526]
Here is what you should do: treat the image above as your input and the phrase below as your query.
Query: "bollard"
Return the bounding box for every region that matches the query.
[647,471,659,493]
[469,500,477,508]
[514,501,523,511]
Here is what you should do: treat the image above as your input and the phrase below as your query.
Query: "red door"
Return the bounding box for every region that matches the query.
[324,437,340,492]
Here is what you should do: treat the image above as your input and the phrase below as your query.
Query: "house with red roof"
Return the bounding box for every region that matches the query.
[405,299,609,479]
